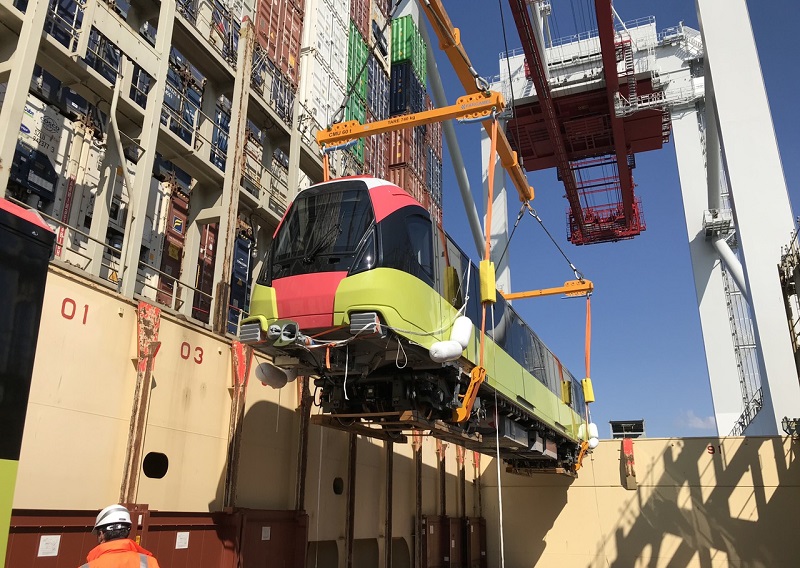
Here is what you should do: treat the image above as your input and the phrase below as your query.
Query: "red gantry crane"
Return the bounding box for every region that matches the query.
[506,0,670,245]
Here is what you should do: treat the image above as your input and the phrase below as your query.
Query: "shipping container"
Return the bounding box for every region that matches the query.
[157,188,190,309]
[387,126,426,178]
[254,0,304,87]
[350,0,369,41]
[388,163,432,212]
[369,0,390,73]
[391,15,426,84]
[306,0,347,88]
[347,21,369,103]
[389,60,425,117]
[363,117,388,179]
[367,54,389,121]
[269,60,296,123]
[300,51,346,135]
[425,94,443,159]
[228,232,254,334]
[426,145,443,207]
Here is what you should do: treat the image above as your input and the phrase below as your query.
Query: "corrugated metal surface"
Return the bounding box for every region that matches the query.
[388,127,426,177]
[363,125,388,179]
[254,0,304,87]
[426,146,443,207]
[389,60,425,117]
[308,0,347,89]
[368,1,390,73]
[303,51,346,130]
[347,21,368,102]
[425,94,443,159]
[390,15,426,84]
[366,54,389,121]
[349,0,369,41]
[388,164,430,211]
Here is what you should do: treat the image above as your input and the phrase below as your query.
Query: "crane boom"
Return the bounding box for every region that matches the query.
[416,0,534,203]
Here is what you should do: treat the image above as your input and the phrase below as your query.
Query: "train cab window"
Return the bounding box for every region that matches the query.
[406,215,433,280]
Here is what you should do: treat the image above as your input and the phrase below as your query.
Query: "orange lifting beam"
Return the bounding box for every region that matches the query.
[317,91,503,147]
[417,0,533,203]
[500,279,594,301]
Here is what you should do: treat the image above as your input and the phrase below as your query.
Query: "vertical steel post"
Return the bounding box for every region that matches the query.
[413,431,423,568]
[384,441,394,568]
[472,451,482,518]
[295,376,311,511]
[212,18,255,333]
[345,433,357,568]
[456,446,466,519]
[436,440,446,516]
[120,302,162,504]
[0,0,49,198]
[119,0,176,297]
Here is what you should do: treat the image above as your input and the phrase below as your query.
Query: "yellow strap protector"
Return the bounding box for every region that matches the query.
[479,260,496,304]
[582,377,595,403]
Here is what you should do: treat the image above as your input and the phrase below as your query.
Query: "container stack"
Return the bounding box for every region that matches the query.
[301,0,347,131]
[386,14,442,222]
[254,0,305,124]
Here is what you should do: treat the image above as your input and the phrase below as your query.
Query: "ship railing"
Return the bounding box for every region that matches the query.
[226,304,250,336]
[6,196,217,322]
[5,196,128,288]
[160,104,225,171]
[133,259,214,323]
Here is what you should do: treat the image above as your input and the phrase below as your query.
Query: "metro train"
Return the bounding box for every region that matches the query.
[240,176,591,469]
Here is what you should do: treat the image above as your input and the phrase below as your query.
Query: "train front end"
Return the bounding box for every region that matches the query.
[239,177,448,393]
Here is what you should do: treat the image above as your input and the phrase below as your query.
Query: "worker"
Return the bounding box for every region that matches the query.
[79,504,161,567]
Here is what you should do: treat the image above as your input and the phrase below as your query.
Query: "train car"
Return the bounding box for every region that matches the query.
[239,176,590,469]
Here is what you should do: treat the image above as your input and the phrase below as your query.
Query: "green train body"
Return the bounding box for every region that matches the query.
[240,177,589,469]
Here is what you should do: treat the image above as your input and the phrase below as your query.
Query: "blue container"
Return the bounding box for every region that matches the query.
[389,61,424,117]
[367,55,389,121]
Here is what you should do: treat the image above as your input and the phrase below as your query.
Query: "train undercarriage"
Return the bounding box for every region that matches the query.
[241,319,583,473]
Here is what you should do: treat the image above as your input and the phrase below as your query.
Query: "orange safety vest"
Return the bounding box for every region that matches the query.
[79,539,161,568]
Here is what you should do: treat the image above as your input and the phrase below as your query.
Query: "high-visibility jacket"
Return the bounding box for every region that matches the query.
[79,539,161,568]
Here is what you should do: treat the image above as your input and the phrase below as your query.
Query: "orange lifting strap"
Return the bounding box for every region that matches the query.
[454,116,499,423]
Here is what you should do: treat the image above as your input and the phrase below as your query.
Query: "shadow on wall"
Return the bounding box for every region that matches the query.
[603,437,800,568]
[209,397,445,568]
[479,456,574,567]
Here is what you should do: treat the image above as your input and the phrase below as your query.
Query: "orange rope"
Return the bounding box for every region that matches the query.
[585,295,591,380]
[323,152,330,182]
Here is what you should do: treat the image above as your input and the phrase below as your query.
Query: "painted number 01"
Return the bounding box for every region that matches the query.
[61,298,88,324]
[180,342,204,364]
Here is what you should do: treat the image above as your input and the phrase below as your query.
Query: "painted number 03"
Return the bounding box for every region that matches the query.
[61,298,88,324]
[180,342,204,364]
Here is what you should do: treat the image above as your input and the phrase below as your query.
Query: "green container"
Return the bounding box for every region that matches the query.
[391,15,427,84]
[347,22,369,102]
[343,96,365,164]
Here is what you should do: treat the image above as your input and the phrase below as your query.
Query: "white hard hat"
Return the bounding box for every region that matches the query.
[94,504,132,530]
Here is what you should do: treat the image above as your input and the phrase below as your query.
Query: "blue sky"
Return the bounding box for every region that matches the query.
[429,0,800,438]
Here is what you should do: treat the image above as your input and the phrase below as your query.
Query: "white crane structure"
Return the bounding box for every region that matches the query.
[485,0,800,436]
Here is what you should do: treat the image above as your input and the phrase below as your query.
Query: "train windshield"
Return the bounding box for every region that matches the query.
[266,185,374,280]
